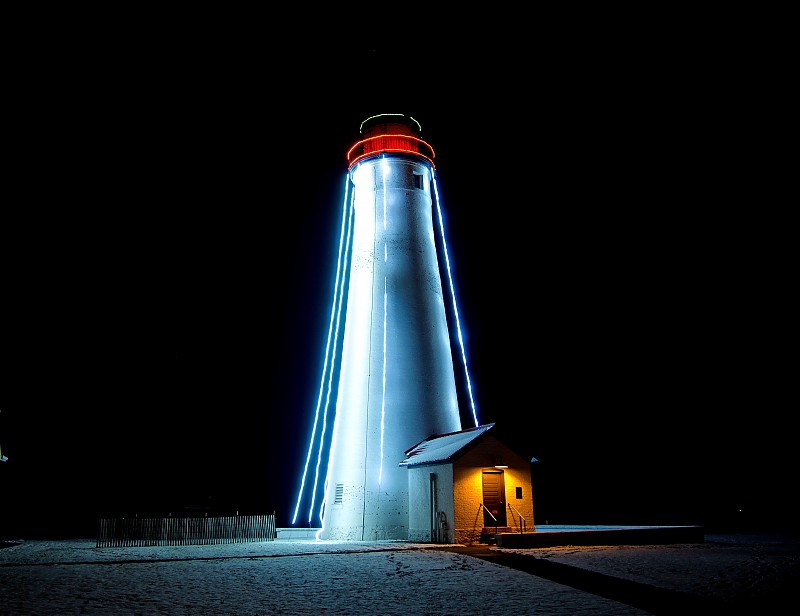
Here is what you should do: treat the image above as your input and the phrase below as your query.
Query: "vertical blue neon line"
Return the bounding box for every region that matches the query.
[432,170,479,428]
[378,160,388,485]
[309,178,356,524]
[316,181,356,529]
[291,173,351,525]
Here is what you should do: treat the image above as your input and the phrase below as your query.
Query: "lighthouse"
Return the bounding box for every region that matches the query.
[317,114,464,540]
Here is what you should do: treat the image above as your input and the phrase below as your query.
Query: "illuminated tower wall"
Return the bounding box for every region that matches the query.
[319,115,462,540]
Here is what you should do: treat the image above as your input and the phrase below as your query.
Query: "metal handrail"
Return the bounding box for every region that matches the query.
[479,503,499,535]
[507,504,527,533]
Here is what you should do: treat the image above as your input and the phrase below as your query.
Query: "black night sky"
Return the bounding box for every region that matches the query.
[1,37,794,539]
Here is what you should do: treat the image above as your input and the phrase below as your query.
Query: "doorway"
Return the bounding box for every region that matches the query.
[482,470,507,526]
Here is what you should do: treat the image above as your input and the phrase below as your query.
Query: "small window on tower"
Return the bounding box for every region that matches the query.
[412,172,423,190]
[334,484,344,504]
[515,487,523,499]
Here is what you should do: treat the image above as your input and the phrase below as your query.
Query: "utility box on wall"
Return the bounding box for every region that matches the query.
[401,423,534,544]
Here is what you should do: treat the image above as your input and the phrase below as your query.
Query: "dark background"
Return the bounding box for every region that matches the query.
[1,31,793,538]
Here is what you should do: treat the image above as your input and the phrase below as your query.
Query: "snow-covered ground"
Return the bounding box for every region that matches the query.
[1,533,797,615]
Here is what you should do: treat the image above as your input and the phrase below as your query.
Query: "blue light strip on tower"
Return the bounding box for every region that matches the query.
[309,193,355,525]
[378,159,390,485]
[308,190,355,524]
[432,170,480,428]
[291,174,354,526]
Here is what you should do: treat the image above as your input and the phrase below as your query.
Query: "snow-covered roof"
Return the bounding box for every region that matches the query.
[399,423,495,467]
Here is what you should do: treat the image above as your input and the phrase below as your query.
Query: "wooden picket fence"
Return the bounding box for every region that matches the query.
[96,513,276,548]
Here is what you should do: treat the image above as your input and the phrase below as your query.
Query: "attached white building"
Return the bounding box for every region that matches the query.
[400,423,535,544]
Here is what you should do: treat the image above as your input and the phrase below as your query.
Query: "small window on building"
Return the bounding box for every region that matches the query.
[412,172,423,190]
[515,486,523,499]
[334,484,344,504]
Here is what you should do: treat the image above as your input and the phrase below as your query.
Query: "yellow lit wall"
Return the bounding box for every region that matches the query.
[452,435,534,545]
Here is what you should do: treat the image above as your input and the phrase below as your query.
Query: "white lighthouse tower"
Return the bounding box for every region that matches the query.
[318,114,463,540]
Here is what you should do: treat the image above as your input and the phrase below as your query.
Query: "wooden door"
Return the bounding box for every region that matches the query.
[482,470,507,526]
